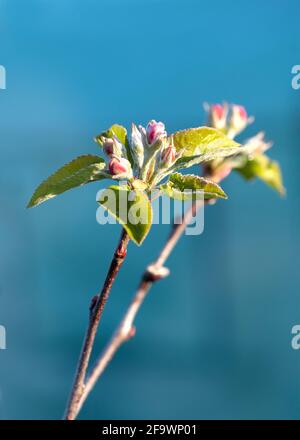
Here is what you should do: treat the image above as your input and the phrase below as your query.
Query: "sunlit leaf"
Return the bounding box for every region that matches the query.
[172,126,240,157]
[236,154,285,196]
[98,185,152,245]
[160,173,227,200]
[28,155,107,208]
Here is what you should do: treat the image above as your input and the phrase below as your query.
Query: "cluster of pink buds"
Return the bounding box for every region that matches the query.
[205,102,253,139]
[130,120,170,181]
[101,135,133,180]
[100,120,177,183]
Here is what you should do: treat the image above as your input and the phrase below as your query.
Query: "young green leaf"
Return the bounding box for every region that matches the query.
[108,124,128,146]
[170,146,244,174]
[160,173,227,200]
[97,185,153,245]
[95,124,126,146]
[236,154,285,196]
[28,155,107,208]
[172,126,240,157]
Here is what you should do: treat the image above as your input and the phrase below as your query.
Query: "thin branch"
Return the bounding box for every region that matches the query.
[75,198,208,417]
[64,228,130,420]
[68,168,225,419]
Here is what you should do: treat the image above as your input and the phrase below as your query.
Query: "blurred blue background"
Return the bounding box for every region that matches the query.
[0,0,299,420]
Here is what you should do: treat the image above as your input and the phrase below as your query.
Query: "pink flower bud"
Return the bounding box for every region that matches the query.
[237,105,247,120]
[102,136,123,157]
[160,144,176,167]
[230,105,248,131]
[209,103,227,129]
[213,104,224,119]
[227,105,254,138]
[146,120,166,145]
[109,157,131,176]
[103,138,115,156]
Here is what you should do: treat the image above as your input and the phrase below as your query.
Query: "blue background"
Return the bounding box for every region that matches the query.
[0,0,299,420]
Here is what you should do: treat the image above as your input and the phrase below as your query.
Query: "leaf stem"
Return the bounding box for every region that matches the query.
[64,228,130,420]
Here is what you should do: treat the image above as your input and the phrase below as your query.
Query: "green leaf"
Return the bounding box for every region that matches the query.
[170,146,243,173]
[95,124,126,146]
[28,155,107,208]
[236,154,285,196]
[97,185,153,245]
[107,124,128,146]
[172,126,240,157]
[160,173,227,200]
[95,124,134,166]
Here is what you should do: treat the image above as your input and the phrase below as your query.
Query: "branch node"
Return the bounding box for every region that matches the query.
[89,295,98,315]
[126,326,136,341]
[144,264,170,282]
[115,243,128,260]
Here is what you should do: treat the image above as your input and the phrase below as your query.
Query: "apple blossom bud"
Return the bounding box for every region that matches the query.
[102,136,123,157]
[130,123,144,168]
[109,157,132,179]
[229,105,249,133]
[209,103,228,130]
[146,120,166,145]
[160,144,176,168]
[244,132,272,157]
[102,138,115,156]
